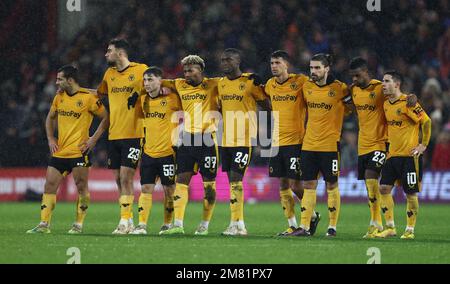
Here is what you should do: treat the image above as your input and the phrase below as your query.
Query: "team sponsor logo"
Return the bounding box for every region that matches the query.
[181,93,207,100]
[307,101,332,110]
[355,104,376,111]
[76,100,83,108]
[369,92,376,99]
[221,94,244,102]
[145,111,166,119]
[328,90,336,97]
[56,109,82,119]
[111,86,134,94]
[272,94,297,102]
[128,74,135,81]
[387,120,403,127]
[239,83,246,91]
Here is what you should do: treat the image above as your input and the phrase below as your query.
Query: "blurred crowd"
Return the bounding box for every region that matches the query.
[1,0,449,170]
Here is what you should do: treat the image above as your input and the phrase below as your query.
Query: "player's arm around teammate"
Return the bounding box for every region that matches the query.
[376,71,431,240]
[129,67,182,235]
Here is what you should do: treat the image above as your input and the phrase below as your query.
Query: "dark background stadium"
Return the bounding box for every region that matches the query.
[1,0,449,170]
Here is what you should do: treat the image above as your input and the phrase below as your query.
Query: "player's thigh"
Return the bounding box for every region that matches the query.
[401,156,422,194]
[157,155,176,186]
[198,143,218,181]
[300,150,320,182]
[281,145,302,181]
[226,147,252,182]
[141,184,155,194]
[269,147,284,178]
[107,140,121,170]
[120,139,142,170]
[176,144,197,176]
[140,153,159,186]
[380,157,399,187]
[44,165,65,194]
[318,152,339,183]
[359,151,386,180]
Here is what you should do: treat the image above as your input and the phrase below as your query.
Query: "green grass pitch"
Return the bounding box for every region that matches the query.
[1,202,449,264]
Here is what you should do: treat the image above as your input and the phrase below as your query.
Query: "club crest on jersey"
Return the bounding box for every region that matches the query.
[128,74,135,82]
[239,83,246,91]
[290,82,298,90]
[201,82,208,89]
[111,77,115,81]
[161,99,167,107]
[396,108,402,116]
[369,92,376,99]
[76,100,83,108]
[328,90,336,97]
[307,90,313,96]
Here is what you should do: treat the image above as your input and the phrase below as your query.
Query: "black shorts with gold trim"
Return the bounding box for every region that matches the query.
[269,144,302,180]
[176,132,218,180]
[140,153,176,186]
[380,156,423,194]
[49,155,91,176]
[300,150,340,183]
[221,146,253,176]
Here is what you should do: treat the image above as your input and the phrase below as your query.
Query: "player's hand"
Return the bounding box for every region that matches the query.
[249,73,263,86]
[78,137,97,155]
[127,92,139,110]
[410,144,426,157]
[161,87,171,95]
[406,93,418,107]
[48,137,58,155]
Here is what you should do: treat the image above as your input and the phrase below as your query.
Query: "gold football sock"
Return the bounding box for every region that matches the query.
[300,189,316,230]
[174,183,189,223]
[75,193,90,225]
[327,187,341,228]
[119,195,134,220]
[138,193,152,225]
[406,194,419,228]
[163,192,174,225]
[280,188,296,220]
[380,193,395,227]
[230,181,244,222]
[40,193,56,224]
[365,179,382,226]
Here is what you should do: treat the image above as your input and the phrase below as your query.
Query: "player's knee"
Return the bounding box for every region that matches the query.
[303,180,317,189]
[379,185,392,194]
[176,172,192,185]
[326,182,338,190]
[141,184,154,194]
[280,178,289,190]
[44,181,58,194]
[75,179,88,194]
